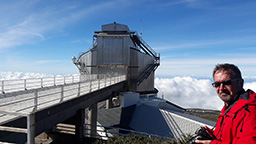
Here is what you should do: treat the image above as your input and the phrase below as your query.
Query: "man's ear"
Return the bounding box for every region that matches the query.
[240,79,244,88]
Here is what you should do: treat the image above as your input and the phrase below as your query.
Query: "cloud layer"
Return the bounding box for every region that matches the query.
[155,77,256,110]
[0,72,54,80]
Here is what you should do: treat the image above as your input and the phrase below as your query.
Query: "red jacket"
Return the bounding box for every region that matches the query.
[211,89,256,144]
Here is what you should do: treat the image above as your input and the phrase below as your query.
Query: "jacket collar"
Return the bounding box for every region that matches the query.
[221,89,250,115]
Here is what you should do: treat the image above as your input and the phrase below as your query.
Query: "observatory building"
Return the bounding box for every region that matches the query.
[72,22,215,140]
[73,22,160,93]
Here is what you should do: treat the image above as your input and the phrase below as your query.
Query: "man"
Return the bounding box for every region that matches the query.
[196,63,256,144]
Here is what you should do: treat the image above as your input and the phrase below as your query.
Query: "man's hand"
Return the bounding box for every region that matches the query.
[195,140,212,144]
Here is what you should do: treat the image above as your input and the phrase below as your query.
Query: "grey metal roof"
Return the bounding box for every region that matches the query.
[96,99,216,139]
[130,104,216,139]
[129,104,173,137]
[98,106,122,128]
[97,104,136,134]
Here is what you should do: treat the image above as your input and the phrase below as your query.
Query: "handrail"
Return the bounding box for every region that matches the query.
[0,75,126,124]
[0,75,100,94]
[137,36,157,57]
[83,123,172,140]
[132,33,159,59]
[0,111,35,144]
[0,75,126,144]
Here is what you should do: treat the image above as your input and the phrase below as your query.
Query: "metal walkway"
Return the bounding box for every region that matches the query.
[0,74,126,143]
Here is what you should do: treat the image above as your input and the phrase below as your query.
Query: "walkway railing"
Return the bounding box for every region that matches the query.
[0,75,96,94]
[0,74,126,144]
[54,123,172,141]
[83,123,172,140]
[0,75,126,124]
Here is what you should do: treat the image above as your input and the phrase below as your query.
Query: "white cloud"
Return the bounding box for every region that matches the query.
[156,58,256,77]
[0,72,54,80]
[155,36,256,51]
[0,1,121,49]
[155,77,256,110]
[244,82,256,93]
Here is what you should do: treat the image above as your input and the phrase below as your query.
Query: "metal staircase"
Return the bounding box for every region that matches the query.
[137,60,160,85]
[131,34,160,85]
[131,34,159,59]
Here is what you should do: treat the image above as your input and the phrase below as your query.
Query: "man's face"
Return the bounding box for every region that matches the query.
[213,70,242,104]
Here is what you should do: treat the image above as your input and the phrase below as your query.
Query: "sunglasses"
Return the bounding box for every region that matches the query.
[212,79,240,88]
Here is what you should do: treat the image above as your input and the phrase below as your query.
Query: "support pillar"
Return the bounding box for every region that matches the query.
[106,97,113,109]
[87,103,97,138]
[27,113,35,144]
[75,109,85,143]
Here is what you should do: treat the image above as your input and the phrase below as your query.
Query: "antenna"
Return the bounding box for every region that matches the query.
[140,20,143,37]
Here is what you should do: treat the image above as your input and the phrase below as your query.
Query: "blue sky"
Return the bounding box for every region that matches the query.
[1,0,256,79]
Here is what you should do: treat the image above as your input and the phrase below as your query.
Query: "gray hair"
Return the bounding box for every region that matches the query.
[213,63,242,79]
